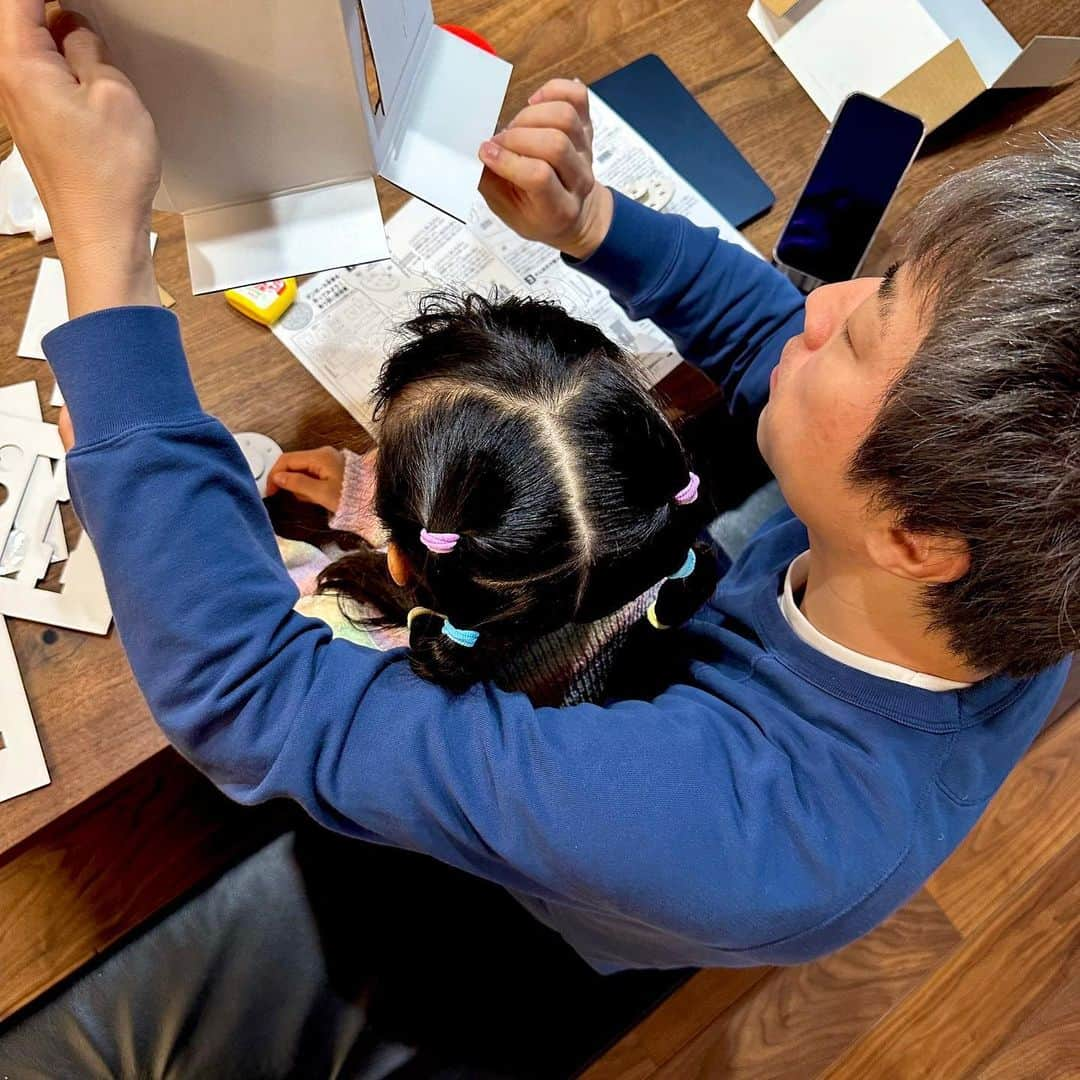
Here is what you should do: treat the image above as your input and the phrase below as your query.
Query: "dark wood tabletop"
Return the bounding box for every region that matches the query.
[1,0,1076,1023]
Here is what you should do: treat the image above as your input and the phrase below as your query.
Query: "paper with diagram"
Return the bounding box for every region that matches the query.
[273,93,759,432]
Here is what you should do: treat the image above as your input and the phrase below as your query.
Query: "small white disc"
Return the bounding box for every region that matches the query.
[233,432,283,498]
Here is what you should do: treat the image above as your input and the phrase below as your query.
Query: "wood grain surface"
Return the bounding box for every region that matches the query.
[0,0,1077,1058]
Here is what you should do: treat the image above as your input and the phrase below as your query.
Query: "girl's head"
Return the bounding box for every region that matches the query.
[322,292,718,690]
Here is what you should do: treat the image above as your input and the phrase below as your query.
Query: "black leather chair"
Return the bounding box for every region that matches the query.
[0,824,689,1079]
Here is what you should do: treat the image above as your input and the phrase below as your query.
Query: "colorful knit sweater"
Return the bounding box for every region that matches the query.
[278,448,651,706]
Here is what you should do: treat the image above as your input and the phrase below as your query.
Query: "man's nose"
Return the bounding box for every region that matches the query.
[801,282,850,351]
[802,278,879,351]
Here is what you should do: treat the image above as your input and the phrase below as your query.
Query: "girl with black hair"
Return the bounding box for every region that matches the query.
[268,291,721,705]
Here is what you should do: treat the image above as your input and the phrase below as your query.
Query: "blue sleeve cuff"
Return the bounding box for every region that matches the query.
[43,306,204,447]
[565,189,689,313]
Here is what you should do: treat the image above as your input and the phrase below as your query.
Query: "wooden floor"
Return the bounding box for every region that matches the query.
[587,704,1080,1079]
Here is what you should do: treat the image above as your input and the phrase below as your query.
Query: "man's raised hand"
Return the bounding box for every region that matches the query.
[479,78,614,260]
[0,1,161,315]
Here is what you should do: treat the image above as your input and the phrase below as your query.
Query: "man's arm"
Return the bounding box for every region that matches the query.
[479,78,805,418]
[570,192,804,417]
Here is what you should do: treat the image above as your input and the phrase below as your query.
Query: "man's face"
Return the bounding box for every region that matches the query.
[757,264,929,553]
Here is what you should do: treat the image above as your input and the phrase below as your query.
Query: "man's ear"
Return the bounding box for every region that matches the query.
[865,519,970,585]
[387,541,410,587]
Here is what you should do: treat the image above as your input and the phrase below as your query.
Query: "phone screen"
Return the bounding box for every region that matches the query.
[775,94,924,284]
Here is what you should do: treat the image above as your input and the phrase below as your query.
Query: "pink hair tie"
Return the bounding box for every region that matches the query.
[673,472,700,506]
[420,528,460,554]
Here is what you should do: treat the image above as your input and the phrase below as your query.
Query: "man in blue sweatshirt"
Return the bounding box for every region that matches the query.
[2,6,1077,973]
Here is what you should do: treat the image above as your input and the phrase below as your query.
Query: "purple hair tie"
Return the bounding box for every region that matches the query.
[673,472,700,506]
[420,528,460,554]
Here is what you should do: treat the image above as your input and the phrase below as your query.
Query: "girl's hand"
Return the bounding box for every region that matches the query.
[0,1,161,316]
[478,78,614,260]
[266,448,346,513]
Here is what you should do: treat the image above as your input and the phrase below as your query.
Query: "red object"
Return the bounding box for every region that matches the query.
[440,24,497,55]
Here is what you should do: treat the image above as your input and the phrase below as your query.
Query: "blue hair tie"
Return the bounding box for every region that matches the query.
[668,548,696,581]
[442,619,480,649]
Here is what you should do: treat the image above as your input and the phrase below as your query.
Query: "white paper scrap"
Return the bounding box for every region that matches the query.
[0,616,50,803]
[17,257,68,362]
[0,145,52,242]
[273,93,759,432]
[18,234,159,360]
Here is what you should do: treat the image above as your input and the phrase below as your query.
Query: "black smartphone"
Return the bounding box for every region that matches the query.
[773,93,925,291]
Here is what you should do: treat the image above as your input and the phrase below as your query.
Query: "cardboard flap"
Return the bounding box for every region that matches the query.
[182,179,387,294]
[884,38,987,131]
[992,35,1080,89]
[358,0,432,119]
[378,27,512,222]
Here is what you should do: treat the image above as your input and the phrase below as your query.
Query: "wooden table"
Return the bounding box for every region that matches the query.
[1,0,1077,1028]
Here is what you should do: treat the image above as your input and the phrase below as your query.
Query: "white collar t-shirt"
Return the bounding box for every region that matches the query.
[779,552,972,692]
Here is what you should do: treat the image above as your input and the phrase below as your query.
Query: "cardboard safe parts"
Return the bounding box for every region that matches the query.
[749,0,1080,130]
[60,0,513,294]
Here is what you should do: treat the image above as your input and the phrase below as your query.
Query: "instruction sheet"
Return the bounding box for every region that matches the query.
[273,93,759,431]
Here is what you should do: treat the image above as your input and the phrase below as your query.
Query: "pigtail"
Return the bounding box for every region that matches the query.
[648,540,721,630]
[406,608,495,693]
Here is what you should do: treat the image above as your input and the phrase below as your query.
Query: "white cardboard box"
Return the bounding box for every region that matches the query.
[62,0,512,293]
[749,0,1080,129]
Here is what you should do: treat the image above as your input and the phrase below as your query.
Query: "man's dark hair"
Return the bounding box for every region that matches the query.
[849,138,1080,677]
[319,292,718,691]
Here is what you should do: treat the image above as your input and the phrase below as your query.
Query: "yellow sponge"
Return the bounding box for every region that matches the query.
[225,279,298,326]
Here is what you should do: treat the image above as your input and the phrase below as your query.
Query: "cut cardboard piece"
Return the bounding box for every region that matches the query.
[61,0,512,294]
[0,415,61,558]
[993,36,1080,90]
[0,531,111,635]
[0,616,50,804]
[748,0,1080,128]
[0,384,70,575]
[0,413,111,635]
